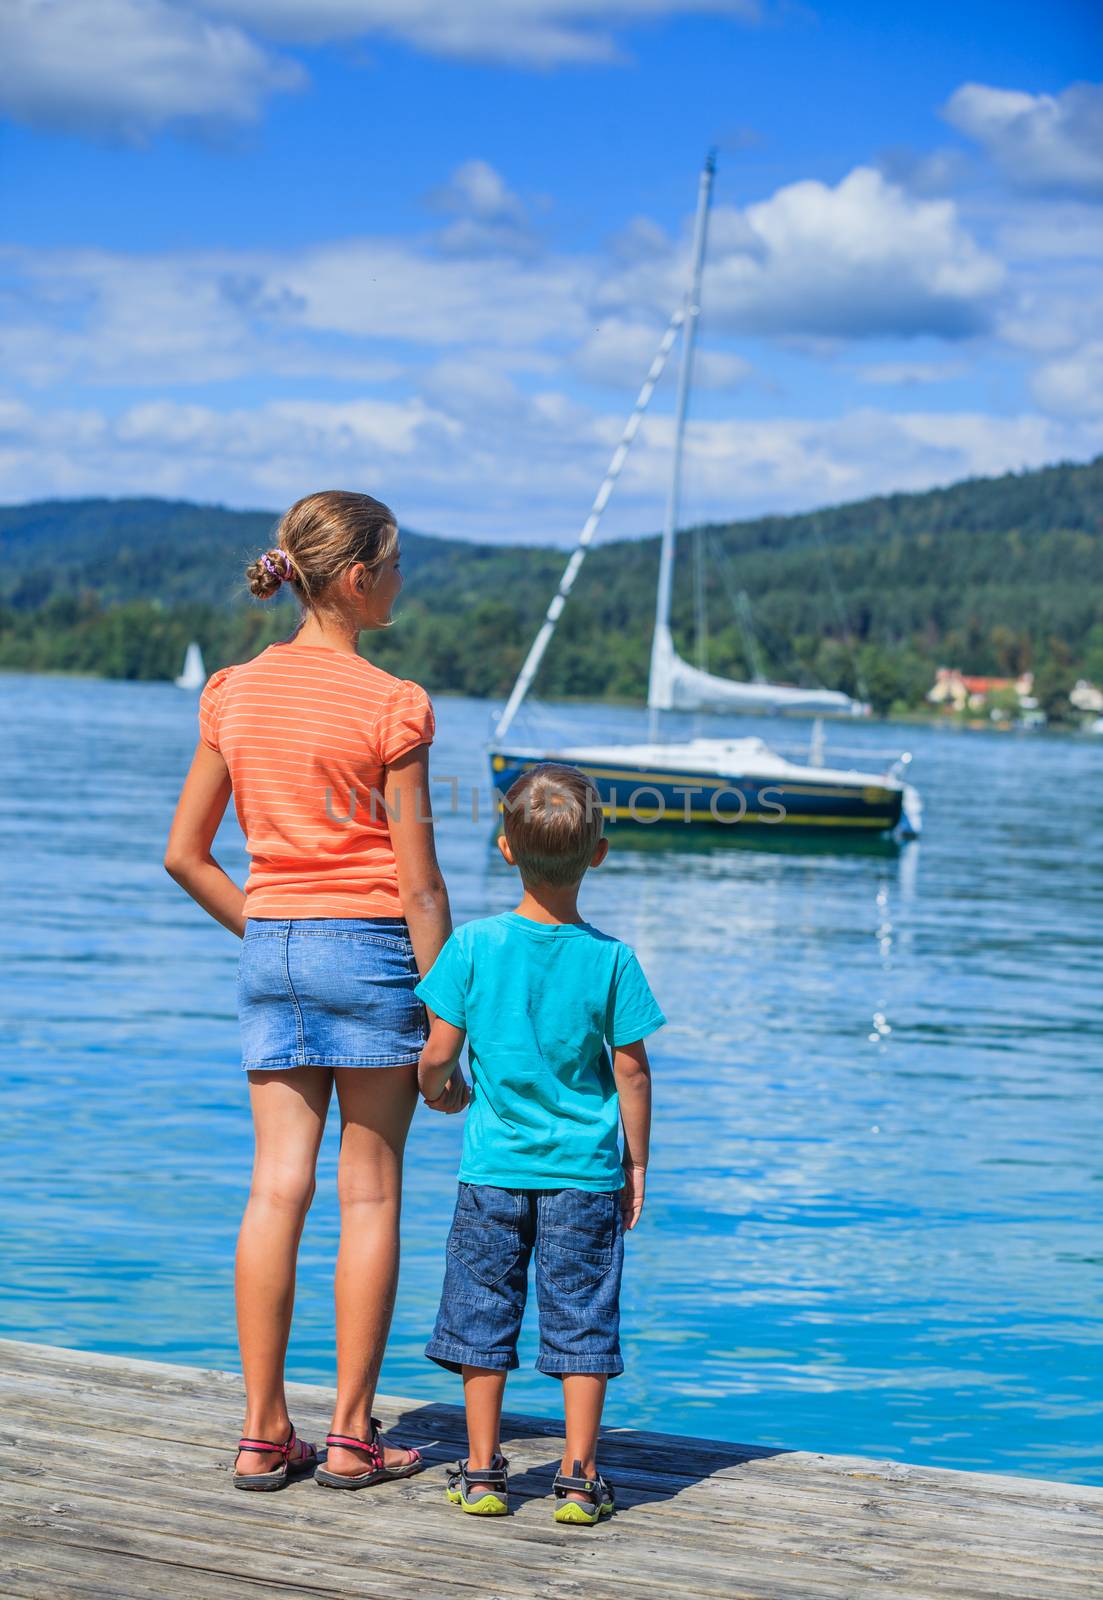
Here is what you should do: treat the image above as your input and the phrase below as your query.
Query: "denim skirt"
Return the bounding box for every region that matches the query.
[238,917,428,1071]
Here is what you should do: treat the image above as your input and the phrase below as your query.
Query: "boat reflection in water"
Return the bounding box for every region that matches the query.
[599,820,909,861]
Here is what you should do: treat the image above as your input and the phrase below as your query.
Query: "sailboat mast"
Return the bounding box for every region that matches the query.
[493,305,686,744]
[648,151,716,739]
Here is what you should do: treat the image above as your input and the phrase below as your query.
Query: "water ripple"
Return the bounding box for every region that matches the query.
[0,675,1100,1484]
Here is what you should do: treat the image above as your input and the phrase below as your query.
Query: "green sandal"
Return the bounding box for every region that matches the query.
[445,1454,510,1516]
[552,1459,615,1525]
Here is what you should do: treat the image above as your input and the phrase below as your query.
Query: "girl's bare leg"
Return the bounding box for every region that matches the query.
[235,1066,333,1474]
[325,1063,419,1476]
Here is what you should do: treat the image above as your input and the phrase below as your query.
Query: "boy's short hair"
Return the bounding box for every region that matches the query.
[501,763,605,887]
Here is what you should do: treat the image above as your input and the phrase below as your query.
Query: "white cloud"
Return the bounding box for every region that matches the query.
[994,200,1103,262]
[195,0,760,67]
[997,266,1103,358]
[0,246,275,386]
[0,0,302,140]
[430,159,526,224]
[0,1,765,140]
[856,360,968,387]
[1031,343,1103,419]
[2,391,1100,541]
[282,239,595,346]
[0,393,459,505]
[943,81,1103,198]
[605,167,1004,340]
[3,144,1101,534]
[427,159,537,256]
[0,235,595,389]
[613,407,1103,516]
[573,317,751,389]
[0,161,1008,398]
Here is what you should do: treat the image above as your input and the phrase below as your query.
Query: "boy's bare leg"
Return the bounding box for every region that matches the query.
[560,1373,608,1503]
[462,1365,508,1489]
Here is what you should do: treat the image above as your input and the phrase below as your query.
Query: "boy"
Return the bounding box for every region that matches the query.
[415,762,666,1525]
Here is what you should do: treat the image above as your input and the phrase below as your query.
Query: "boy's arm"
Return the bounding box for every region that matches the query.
[613,1039,652,1230]
[418,1017,469,1111]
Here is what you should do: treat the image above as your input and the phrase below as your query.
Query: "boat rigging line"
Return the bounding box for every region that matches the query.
[493,302,687,744]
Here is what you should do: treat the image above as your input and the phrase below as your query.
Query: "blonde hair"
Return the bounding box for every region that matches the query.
[501,763,605,887]
[245,490,398,608]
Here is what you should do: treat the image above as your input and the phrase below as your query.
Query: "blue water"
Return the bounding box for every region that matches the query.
[2,673,1101,1484]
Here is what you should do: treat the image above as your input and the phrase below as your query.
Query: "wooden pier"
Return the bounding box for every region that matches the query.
[1,1339,1100,1599]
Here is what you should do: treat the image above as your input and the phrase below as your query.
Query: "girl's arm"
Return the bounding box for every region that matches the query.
[613,1039,652,1230]
[383,744,452,985]
[164,743,247,937]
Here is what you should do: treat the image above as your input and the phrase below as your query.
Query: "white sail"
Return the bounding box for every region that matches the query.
[649,622,862,716]
[175,641,206,690]
[645,153,864,724]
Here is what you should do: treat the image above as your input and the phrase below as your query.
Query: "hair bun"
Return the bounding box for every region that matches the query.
[262,549,293,584]
[246,546,294,600]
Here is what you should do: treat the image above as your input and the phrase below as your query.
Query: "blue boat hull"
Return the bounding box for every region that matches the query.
[488,749,904,834]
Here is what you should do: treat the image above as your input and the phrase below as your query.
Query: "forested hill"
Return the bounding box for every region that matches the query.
[2,454,1101,716]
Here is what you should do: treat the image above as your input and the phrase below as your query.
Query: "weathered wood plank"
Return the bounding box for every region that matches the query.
[4,1366,1093,1538]
[2,1339,1093,1509]
[0,1535,396,1600]
[6,1383,1096,1558]
[6,1415,1101,1585]
[6,1463,1101,1600]
[1,1340,1100,1600]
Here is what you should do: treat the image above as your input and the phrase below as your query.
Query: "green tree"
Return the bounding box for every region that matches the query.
[1033,663,1076,725]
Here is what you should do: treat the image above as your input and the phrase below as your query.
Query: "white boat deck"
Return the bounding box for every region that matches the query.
[506,736,903,791]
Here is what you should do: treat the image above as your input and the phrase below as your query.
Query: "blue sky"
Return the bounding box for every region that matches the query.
[3,1,1102,541]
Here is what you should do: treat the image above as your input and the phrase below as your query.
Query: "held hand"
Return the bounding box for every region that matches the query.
[422,1070,470,1115]
[620,1164,646,1231]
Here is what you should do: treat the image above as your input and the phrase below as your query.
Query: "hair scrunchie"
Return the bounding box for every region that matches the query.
[261,550,294,584]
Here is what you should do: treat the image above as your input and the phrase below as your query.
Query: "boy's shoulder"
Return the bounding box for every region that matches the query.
[449,912,508,948]
[452,913,633,963]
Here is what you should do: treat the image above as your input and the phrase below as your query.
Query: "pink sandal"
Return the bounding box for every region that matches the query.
[315,1416,424,1489]
[233,1423,318,1491]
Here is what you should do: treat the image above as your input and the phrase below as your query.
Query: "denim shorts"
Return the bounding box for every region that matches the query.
[425,1183,625,1378]
[237,917,428,1071]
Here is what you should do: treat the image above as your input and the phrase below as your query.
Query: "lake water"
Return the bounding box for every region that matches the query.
[2,673,1100,1485]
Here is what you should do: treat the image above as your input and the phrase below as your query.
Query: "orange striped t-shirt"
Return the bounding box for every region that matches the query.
[197,641,436,919]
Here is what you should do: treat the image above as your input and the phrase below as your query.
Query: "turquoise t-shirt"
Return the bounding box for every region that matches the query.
[414,912,666,1192]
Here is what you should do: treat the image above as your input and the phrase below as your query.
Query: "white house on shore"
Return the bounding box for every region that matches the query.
[929,668,1103,720]
[1070,679,1103,714]
[927,669,1036,714]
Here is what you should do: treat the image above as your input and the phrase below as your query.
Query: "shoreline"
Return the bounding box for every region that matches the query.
[2,666,1097,738]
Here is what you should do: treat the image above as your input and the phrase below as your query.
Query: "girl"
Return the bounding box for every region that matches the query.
[164,490,457,1491]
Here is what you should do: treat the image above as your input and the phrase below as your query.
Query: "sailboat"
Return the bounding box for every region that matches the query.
[174,640,206,690]
[488,154,921,838]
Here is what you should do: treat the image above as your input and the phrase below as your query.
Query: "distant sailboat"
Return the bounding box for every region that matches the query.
[175,641,206,690]
[489,153,921,838]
